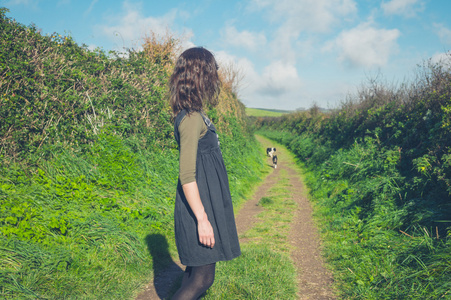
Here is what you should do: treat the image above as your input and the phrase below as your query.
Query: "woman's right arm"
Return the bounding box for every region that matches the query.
[178,113,215,248]
[182,181,215,248]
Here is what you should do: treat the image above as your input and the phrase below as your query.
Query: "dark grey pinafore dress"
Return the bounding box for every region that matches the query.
[173,110,241,266]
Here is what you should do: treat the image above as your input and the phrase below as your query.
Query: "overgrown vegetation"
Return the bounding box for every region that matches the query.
[256,55,451,299]
[0,8,264,299]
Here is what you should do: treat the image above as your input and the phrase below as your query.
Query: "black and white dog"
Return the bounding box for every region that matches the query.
[266,147,276,158]
[272,155,278,169]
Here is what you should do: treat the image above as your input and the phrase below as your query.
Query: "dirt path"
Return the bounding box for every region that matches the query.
[135,135,335,299]
[255,135,336,299]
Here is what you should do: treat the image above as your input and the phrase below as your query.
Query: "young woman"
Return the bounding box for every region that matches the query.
[169,47,241,299]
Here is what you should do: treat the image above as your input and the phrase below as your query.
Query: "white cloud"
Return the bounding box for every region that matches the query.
[215,51,253,71]
[214,51,305,109]
[431,52,451,70]
[434,23,451,45]
[222,26,267,51]
[381,0,425,17]
[248,0,357,65]
[239,60,303,109]
[215,51,259,94]
[327,23,400,68]
[96,1,178,50]
[251,0,357,33]
[257,61,302,97]
[213,53,350,110]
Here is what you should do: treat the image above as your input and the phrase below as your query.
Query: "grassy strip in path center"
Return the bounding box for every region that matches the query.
[203,137,299,299]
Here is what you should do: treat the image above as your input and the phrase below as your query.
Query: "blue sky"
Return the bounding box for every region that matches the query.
[2,0,451,110]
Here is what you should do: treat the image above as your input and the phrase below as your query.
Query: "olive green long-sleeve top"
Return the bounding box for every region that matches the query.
[178,112,208,185]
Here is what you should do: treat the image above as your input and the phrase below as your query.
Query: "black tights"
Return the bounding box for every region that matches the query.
[171,263,216,300]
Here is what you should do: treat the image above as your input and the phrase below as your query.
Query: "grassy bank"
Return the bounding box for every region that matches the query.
[261,130,450,299]
[0,8,265,299]
[255,55,451,299]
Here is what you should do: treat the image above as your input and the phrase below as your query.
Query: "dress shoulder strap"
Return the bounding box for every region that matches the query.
[199,112,212,127]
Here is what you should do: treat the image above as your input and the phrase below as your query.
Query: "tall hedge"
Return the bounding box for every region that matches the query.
[0,8,263,299]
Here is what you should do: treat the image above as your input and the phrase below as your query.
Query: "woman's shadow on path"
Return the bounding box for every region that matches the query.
[144,234,184,299]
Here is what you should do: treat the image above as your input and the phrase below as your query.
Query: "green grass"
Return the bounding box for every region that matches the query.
[245,107,291,117]
[0,135,177,299]
[206,245,297,299]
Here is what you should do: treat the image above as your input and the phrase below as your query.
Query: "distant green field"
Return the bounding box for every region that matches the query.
[246,107,291,117]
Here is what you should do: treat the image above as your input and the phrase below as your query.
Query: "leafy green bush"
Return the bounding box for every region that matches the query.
[0,8,173,159]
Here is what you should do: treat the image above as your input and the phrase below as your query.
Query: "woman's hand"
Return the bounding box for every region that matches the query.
[181,182,215,248]
[197,213,215,248]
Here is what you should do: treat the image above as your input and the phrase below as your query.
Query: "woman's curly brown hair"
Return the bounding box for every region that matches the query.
[169,47,221,115]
